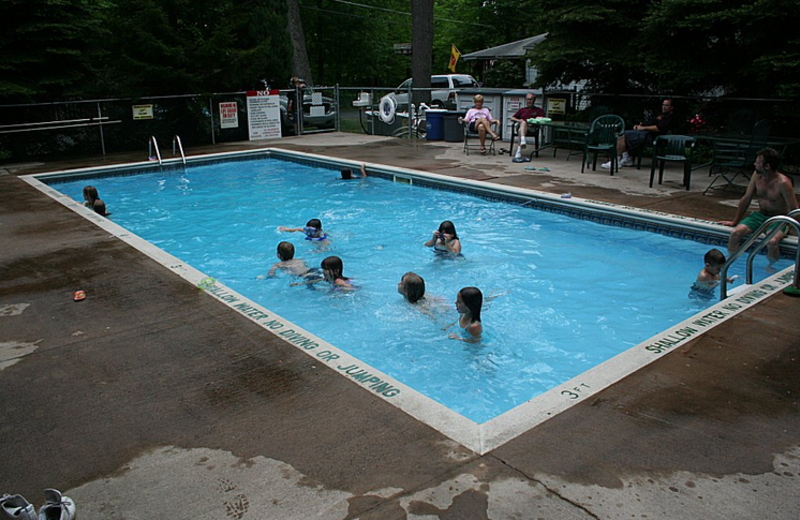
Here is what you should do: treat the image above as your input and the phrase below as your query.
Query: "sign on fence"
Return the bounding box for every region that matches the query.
[219,102,238,129]
[246,91,281,140]
[132,104,154,120]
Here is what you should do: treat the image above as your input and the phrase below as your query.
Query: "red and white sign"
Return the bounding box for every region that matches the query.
[246,90,281,140]
[219,102,238,129]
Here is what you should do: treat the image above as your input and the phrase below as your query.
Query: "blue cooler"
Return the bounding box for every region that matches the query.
[426,110,446,140]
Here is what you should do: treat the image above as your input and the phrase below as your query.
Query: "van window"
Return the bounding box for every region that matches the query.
[431,77,449,88]
[398,79,412,90]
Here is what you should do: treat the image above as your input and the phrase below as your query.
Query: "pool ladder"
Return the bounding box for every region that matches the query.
[148,135,186,165]
[172,135,186,165]
[148,135,162,165]
[720,208,800,299]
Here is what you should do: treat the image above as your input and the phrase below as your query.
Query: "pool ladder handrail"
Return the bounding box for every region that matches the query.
[148,135,162,165]
[172,135,186,165]
[720,209,800,299]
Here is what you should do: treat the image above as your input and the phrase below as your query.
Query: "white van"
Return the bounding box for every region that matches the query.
[394,74,478,109]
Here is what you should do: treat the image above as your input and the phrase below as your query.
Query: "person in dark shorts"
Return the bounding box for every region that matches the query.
[602,99,674,169]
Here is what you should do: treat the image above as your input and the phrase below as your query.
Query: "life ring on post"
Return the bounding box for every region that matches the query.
[378,94,397,124]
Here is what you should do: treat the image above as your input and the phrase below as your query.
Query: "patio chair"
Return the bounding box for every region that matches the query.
[463,119,499,155]
[581,115,625,174]
[704,119,771,193]
[649,135,696,190]
[509,121,540,157]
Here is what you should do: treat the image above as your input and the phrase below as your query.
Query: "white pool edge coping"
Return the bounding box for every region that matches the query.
[21,147,797,455]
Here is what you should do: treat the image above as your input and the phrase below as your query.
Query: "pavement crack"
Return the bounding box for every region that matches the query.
[487,454,601,520]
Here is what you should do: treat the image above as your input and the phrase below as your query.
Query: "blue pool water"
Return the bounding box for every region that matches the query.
[50,158,787,423]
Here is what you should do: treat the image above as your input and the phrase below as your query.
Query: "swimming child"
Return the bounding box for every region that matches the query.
[446,287,483,342]
[424,220,462,254]
[291,255,355,290]
[689,248,737,300]
[279,219,329,244]
[398,272,426,303]
[340,163,368,180]
[83,185,109,216]
[267,241,310,277]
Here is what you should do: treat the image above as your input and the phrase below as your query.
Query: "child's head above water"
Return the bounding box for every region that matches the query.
[277,241,295,261]
[438,220,458,239]
[83,185,99,204]
[304,219,324,239]
[340,168,353,180]
[457,287,483,322]
[704,248,726,273]
[321,256,344,281]
[398,272,425,303]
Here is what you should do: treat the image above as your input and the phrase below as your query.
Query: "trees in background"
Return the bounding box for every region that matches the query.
[531,0,800,98]
[0,0,796,102]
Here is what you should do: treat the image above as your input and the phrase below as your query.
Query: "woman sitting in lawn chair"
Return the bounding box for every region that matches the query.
[459,94,500,155]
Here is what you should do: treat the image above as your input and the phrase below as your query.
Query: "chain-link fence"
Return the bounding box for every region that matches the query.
[2,87,798,170]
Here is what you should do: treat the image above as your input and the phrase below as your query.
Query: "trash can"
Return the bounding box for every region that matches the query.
[443,111,466,142]
[426,110,446,140]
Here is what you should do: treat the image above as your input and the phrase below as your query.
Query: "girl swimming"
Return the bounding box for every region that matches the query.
[321,256,354,290]
[448,286,483,342]
[424,220,461,254]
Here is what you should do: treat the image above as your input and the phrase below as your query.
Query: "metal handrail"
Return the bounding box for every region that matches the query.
[172,135,186,165]
[720,210,800,299]
[148,135,162,165]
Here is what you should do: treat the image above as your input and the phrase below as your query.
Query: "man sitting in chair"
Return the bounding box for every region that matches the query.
[509,93,545,162]
[459,94,499,155]
[602,98,674,169]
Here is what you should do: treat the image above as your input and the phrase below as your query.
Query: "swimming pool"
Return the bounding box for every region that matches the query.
[28,149,797,453]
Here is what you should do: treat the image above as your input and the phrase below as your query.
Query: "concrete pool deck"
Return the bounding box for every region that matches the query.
[2,133,799,519]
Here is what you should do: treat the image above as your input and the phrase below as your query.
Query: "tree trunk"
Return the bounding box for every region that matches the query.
[411,0,433,107]
[286,0,314,85]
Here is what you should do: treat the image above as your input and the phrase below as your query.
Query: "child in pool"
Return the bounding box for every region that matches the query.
[267,241,310,277]
[446,286,482,342]
[292,256,355,290]
[83,185,109,216]
[689,248,737,300]
[398,272,448,317]
[340,163,368,180]
[279,218,329,244]
[424,220,461,254]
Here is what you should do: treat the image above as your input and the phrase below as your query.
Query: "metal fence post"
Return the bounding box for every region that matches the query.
[96,101,106,155]
[334,84,340,132]
[209,97,216,144]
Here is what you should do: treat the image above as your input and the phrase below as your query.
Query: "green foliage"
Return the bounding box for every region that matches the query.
[0,0,109,102]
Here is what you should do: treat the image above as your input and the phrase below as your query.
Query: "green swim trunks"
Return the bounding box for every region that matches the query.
[740,211,787,233]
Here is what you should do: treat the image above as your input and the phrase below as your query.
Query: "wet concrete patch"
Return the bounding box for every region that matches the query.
[0,340,41,371]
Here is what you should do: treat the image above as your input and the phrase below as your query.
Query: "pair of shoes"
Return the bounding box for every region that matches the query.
[600,160,612,169]
[512,156,524,163]
[620,157,634,167]
[1,490,75,520]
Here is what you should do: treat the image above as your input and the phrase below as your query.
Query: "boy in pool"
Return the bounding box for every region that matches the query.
[445,287,483,342]
[689,248,737,300]
[267,242,310,277]
[340,163,368,180]
[424,220,462,255]
[279,218,329,246]
[398,272,448,317]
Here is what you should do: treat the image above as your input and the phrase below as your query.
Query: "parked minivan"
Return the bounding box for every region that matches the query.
[394,74,478,109]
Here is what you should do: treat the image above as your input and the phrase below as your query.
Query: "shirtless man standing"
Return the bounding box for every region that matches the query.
[719,147,798,263]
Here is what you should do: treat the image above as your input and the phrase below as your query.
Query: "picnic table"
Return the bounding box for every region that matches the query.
[525,119,590,160]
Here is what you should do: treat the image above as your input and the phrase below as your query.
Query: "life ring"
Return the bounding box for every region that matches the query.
[378,94,397,124]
